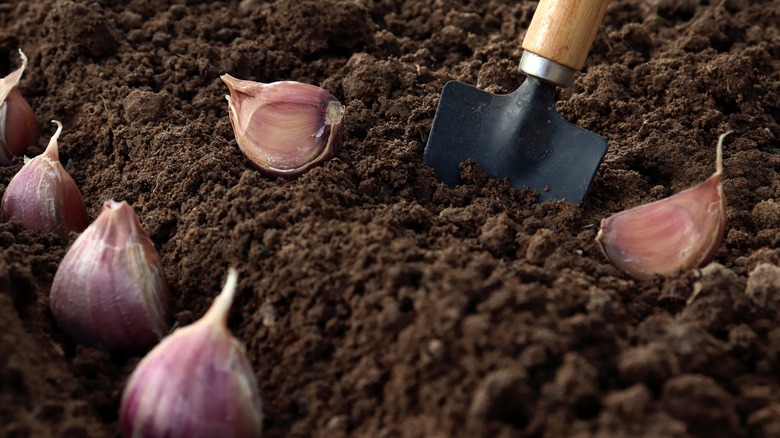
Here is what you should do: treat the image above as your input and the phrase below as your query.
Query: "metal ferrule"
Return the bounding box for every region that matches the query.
[518,51,575,88]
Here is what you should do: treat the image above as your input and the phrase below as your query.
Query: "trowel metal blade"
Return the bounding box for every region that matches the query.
[424,77,608,204]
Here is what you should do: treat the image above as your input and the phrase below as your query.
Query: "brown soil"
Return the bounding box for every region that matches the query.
[2,0,780,437]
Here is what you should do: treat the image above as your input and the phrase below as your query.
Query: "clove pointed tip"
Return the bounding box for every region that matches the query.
[17,49,27,69]
[203,268,239,327]
[51,120,63,135]
[223,267,238,297]
[43,120,63,160]
[103,199,129,211]
[220,73,237,88]
[715,130,732,176]
[0,48,29,104]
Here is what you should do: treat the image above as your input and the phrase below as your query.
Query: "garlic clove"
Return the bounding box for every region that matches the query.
[0,50,27,103]
[221,73,344,176]
[0,49,39,165]
[119,268,263,438]
[50,200,170,354]
[2,120,88,237]
[596,132,731,279]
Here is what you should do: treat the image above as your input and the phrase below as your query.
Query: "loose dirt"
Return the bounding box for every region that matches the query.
[1,0,779,436]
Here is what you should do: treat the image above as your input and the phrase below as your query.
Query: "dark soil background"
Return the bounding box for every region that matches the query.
[1,0,779,436]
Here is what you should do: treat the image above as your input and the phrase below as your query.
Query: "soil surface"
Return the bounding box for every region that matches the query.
[1,0,780,437]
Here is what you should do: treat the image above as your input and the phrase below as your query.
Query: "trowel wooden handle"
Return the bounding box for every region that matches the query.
[522,0,610,71]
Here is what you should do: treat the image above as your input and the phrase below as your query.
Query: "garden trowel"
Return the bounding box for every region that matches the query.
[424,0,610,203]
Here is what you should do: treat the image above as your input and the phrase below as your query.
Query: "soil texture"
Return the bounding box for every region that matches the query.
[1,0,780,437]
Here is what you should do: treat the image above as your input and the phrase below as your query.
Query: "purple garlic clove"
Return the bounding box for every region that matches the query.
[0,49,39,165]
[2,120,87,237]
[119,268,263,438]
[221,74,344,177]
[50,200,170,353]
[596,132,731,279]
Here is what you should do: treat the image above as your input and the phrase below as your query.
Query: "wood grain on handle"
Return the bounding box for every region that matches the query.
[522,0,610,71]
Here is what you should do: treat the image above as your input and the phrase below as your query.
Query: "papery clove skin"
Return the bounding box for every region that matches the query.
[119,268,263,438]
[221,74,344,177]
[0,49,39,165]
[1,120,88,237]
[50,200,170,354]
[596,132,731,280]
